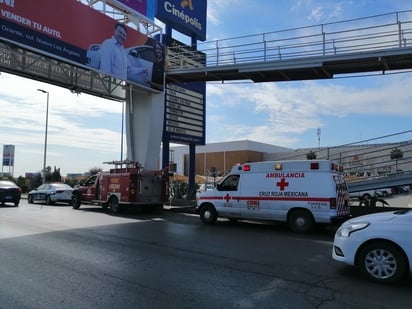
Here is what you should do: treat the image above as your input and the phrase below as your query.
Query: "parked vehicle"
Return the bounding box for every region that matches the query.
[197,183,215,193]
[28,183,73,205]
[0,180,21,207]
[196,160,350,233]
[375,188,392,197]
[71,161,169,213]
[392,185,410,194]
[333,209,412,284]
[350,188,392,200]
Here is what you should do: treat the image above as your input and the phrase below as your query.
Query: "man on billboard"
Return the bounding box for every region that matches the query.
[99,22,129,79]
[98,22,150,82]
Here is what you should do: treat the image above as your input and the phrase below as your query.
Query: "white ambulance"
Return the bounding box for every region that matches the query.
[196,160,350,233]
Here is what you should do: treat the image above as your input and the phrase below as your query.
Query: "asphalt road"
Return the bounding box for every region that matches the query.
[0,198,411,308]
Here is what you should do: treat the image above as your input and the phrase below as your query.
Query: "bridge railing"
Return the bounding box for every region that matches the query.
[167,10,412,70]
[266,131,412,189]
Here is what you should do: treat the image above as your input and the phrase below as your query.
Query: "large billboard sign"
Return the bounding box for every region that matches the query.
[115,0,155,20]
[156,0,207,41]
[2,144,15,167]
[0,0,165,91]
[117,0,147,15]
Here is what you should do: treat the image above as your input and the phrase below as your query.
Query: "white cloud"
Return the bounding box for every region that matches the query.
[0,73,124,176]
[205,73,412,146]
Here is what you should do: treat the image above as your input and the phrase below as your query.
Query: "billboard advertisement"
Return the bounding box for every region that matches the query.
[115,0,155,20]
[156,0,207,41]
[2,144,15,167]
[0,0,165,91]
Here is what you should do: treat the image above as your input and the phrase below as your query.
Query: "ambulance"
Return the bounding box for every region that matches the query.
[196,160,350,233]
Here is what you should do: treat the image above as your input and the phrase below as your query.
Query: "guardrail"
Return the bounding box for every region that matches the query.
[167,10,412,70]
[264,131,412,191]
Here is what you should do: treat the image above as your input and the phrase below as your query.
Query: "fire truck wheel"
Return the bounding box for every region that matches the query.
[72,194,81,209]
[109,196,121,213]
[288,209,315,233]
[200,204,217,224]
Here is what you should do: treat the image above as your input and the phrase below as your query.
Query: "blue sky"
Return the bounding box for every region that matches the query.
[1,0,412,177]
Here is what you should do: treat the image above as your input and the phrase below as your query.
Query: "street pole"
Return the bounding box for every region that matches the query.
[37,89,49,183]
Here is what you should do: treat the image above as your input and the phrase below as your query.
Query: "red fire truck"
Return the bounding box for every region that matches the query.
[71,161,169,213]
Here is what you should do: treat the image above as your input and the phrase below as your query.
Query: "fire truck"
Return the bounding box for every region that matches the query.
[71,161,169,213]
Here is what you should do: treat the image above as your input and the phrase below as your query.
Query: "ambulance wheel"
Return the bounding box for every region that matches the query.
[200,204,217,224]
[288,210,315,233]
[109,196,121,213]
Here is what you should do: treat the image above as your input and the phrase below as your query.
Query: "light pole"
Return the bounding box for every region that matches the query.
[37,89,49,183]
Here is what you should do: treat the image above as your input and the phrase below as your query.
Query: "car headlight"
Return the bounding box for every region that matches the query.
[336,221,370,237]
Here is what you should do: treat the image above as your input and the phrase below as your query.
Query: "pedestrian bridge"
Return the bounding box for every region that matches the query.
[166,10,412,83]
[347,171,412,193]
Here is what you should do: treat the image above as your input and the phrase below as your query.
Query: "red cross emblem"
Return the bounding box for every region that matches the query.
[224,194,231,202]
[276,178,289,191]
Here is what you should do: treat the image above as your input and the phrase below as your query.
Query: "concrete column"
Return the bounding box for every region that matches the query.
[125,88,165,170]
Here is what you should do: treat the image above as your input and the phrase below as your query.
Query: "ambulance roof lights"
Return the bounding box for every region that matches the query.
[310,162,319,170]
[274,163,282,170]
[243,164,251,171]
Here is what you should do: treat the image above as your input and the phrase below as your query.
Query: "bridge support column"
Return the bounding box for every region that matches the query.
[125,88,165,170]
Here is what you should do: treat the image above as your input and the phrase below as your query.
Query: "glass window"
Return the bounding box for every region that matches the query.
[219,175,240,191]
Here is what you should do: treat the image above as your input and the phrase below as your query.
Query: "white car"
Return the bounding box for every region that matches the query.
[332,209,412,283]
[28,183,73,205]
[350,188,392,199]
[197,183,215,193]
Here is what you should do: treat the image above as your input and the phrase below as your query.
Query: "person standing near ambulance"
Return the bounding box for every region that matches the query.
[99,22,128,80]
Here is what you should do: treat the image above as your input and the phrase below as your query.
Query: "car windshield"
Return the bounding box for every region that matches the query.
[0,181,17,188]
[52,184,72,190]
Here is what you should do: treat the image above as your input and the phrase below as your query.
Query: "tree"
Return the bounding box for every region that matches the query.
[51,166,62,182]
[30,174,42,189]
[306,151,317,160]
[16,176,29,193]
[390,147,403,173]
[89,167,102,176]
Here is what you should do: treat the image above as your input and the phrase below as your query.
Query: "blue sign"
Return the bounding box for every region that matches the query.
[156,0,207,41]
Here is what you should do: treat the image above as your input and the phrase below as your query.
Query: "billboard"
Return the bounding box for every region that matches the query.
[115,0,155,20]
[0,0,165,91]
[156,0,207,41]
[2,144,15,167]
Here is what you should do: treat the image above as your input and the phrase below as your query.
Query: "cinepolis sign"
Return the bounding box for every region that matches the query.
[156,0,206,41]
